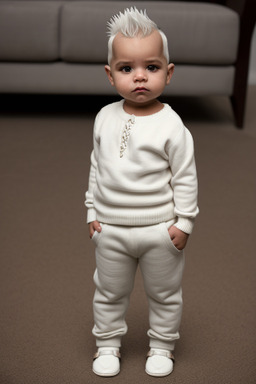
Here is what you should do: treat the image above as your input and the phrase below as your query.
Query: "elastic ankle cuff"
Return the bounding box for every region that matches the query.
[149,340,176,351]
[96,337,121,348]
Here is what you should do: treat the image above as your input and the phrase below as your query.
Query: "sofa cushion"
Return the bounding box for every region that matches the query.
[60,1,239,65]
[0,62,235,96]
[0,1,60,62]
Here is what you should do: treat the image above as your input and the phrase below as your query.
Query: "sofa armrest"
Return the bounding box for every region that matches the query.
[225,0,255,15]
[176,0,255,127]
[224,0,256,127]
[225,0,255,41]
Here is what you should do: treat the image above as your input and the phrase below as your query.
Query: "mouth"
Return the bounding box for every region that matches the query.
[133,87,149,93]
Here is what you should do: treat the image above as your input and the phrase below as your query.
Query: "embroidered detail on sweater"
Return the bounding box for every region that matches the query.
[120,116,135,158]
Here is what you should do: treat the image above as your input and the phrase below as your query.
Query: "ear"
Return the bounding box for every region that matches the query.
[166,63,175,85]
[105,65,115,86]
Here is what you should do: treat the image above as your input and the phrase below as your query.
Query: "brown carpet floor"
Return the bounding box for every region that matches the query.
[0,87,256,384]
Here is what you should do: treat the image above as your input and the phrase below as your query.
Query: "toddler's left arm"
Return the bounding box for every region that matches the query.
[169,125,199,235]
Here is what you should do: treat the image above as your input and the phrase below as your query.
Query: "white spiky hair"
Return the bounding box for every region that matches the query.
[107,7,169,64]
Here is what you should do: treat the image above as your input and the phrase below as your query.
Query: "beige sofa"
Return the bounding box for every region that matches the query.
[0,0,255,127]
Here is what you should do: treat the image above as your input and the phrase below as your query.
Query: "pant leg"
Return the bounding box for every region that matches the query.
[138,222,185,351]
[91,224,138,347]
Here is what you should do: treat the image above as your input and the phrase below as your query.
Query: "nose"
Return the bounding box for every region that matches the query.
[133,68,147,82]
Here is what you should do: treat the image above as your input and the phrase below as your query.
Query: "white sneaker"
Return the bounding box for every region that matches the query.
[145,349,174,377]
[93,347,121,377]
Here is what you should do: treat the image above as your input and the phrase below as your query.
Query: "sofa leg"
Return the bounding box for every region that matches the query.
[230,93,246,129]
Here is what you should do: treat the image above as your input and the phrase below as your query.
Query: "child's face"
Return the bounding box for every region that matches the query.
[105,30,174,113]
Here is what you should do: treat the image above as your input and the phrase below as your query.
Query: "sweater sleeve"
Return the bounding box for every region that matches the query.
[84,115,100,223]
[168,126,199,234]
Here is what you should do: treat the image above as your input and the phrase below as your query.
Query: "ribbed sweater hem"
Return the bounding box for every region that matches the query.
[96,212,175,227]
[87,207,195,233]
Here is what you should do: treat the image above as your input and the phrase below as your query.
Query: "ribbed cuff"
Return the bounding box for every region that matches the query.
[87,208,97,223]
[174,217,195,234]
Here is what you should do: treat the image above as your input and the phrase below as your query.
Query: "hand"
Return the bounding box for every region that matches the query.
[168,225,189,251]
[89,220,102,239]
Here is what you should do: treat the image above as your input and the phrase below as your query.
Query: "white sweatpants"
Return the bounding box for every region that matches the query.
[91,220,185,351]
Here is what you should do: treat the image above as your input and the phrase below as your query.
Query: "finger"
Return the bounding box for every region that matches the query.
[89,222,96,238]
[94,221,102,232]
[168,227,176,240]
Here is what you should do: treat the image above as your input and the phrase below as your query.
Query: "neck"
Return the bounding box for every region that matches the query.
[123,99,164,116]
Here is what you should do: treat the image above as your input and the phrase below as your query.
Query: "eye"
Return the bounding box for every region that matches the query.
[147,65,159,72]
[121,66,132,73]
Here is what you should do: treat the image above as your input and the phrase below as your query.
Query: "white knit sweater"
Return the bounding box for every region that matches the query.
[85,100,199,234]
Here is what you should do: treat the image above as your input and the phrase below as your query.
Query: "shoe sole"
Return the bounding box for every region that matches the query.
[145,368,173,377]
[93,368,120,377]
